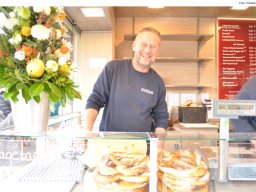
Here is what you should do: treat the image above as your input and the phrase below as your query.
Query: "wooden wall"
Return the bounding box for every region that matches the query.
[78,32,114,111]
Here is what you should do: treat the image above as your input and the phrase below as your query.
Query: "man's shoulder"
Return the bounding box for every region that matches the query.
[150,68,165,84]
[108,59,130,66]
[106,59,131,70]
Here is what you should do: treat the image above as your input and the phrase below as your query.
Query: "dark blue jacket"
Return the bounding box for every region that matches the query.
[86,59,168,132]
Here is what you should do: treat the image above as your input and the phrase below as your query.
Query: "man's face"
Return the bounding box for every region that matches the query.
[133,31,160,69]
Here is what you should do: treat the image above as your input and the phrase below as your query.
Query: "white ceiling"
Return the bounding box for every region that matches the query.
[64,7,256,31]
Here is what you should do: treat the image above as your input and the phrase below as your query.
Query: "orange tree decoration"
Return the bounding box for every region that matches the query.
[0,6,81,107]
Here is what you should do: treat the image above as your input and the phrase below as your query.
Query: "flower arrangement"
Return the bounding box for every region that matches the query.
[0,6,81,107]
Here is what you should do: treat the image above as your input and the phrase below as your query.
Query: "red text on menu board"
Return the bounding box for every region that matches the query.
[218,19,256,99]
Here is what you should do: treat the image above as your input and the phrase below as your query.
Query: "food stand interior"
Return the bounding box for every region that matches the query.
[1,6,256,192]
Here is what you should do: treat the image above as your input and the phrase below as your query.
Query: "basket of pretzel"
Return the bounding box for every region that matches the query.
[157,150,210,192]
[93,151,150,192]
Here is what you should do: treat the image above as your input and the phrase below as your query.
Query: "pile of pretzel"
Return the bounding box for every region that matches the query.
[93,152,149,192]
[157,150,210,192]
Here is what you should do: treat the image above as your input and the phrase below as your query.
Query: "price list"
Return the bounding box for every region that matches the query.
[218,19,256,99]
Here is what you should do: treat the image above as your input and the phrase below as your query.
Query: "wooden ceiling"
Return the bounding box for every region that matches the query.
[64,7,256,31]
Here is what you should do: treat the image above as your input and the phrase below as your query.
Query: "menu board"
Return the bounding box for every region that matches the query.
[218,19,256,99]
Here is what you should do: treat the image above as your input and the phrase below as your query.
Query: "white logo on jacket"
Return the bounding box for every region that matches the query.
[141,88,154,95]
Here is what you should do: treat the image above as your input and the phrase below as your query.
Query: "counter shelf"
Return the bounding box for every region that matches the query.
[1,110,256,191]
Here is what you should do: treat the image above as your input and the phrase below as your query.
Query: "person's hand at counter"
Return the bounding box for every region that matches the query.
[155,127,166,151]
[250,137,256,149]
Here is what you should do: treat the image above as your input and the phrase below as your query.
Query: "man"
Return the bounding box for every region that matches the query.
[85,27,168,136]
[232,77,256,132]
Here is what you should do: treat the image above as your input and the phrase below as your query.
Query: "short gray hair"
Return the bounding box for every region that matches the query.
[137,27,161,39]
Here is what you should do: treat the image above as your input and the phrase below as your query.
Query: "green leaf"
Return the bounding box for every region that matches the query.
[16,82,26,89]
[22,86,31,103]
[73,89,82,100]
[46,82,62,97]
[3,86,19,100]
[60,88,66,107]
[10,91,19,103]
[48,92,59,103]
[64,86,75,100]
[6,80,18,91]
[33,95,40,103]
[29,82,44,97]
[25,40,37,47]
[0,65,6,77]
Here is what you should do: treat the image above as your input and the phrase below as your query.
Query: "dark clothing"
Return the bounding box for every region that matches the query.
[232,77,256,132]
[86,59,168,132]
[0,94,11,122]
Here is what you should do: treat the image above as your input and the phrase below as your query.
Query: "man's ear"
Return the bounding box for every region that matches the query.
[132,42,136,51]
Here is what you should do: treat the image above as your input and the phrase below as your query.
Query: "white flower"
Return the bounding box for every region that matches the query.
[54,49,71,60]
[46,60,58,72]
[3,18,19,30]
[56,29,62,39]
[33,6,51,16]
[9,12,15,18]
[62,39,73,51]
[58,56,67,65]
[9,33,22,45]
[63,52,70,60]
[14,50,25,61]
[57,7,64,13]
[31,24,50,40]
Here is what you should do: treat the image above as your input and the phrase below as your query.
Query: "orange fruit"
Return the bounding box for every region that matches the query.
[60,45,69,54]
[60,26,65,35]
[26,59,45,78]
[21,26,31,36]
[58,12,66,19]
[22,45,33,57]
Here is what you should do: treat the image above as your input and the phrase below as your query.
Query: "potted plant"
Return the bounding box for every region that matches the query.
[0,6,82,131]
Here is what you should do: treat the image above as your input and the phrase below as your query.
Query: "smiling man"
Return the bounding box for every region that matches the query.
[85,27,168,135]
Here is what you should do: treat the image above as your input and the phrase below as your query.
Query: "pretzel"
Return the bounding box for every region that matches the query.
[158,180,208,192]
[158,150,210,192]
[94,172,121,185]
[118,180,148,190]
[94,151,149,191]
[119,172,150,183]
[99,155,118,176]
[158,150,208,178]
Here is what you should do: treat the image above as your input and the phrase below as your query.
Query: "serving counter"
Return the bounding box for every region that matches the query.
[1,120,256,191]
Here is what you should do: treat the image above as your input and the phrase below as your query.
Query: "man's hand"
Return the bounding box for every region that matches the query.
[250,138,256,149]
[155,128,167,151]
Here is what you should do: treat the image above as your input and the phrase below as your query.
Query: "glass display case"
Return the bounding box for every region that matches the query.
[1,110,256,192]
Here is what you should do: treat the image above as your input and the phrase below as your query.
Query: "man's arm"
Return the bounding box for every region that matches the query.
[84,108,98,131]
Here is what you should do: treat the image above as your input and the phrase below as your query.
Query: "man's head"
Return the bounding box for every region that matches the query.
[132,27,161,72]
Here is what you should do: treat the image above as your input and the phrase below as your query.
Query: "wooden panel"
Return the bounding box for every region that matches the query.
[79,32,113,101]
[160,41,197,57]
[152,62,198,85]
[115,18,133,59]
[124,34,214,41]
[134,18,198,34]
[198,18,216,90]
